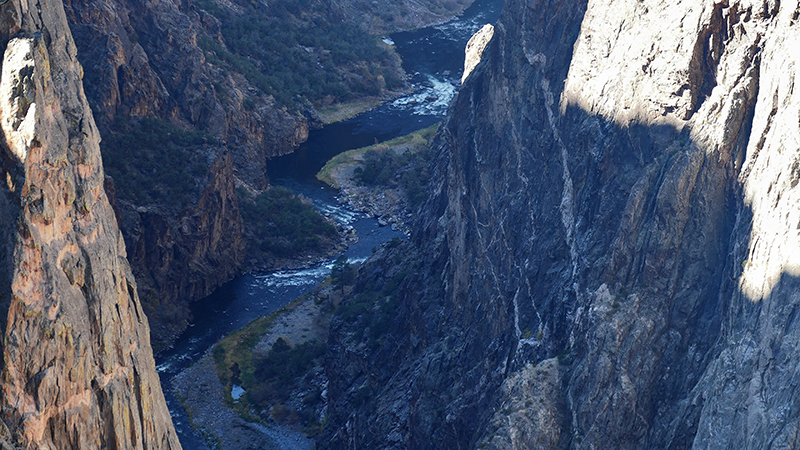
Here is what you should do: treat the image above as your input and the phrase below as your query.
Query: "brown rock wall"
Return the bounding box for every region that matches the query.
[0,0,180,448]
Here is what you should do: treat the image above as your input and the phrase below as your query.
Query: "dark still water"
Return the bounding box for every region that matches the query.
[156,0,505,447]
[267,0,505,180]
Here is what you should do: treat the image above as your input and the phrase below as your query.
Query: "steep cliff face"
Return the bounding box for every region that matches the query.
[63,0,320,187]
[0,0,180,448]
[323,0,800,447]
[119,151,243,344]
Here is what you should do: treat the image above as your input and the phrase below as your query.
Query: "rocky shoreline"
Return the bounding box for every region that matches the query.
[320,125,441,236]
[335,180,413,235]
[172,355,312,450]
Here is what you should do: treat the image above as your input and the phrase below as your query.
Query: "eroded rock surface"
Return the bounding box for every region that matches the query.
[0,0,179,448]
[321,0,800,447]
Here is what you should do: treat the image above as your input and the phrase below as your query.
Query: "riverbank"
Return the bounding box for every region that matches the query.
[317,123,439,234]
[172,355,312,450]
[317,98,384,125]
[172,280,349,449]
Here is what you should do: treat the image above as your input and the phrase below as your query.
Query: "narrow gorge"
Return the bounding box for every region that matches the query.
[2,0,800,446]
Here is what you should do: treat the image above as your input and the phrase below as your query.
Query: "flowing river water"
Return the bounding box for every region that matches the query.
[155,0,505,447]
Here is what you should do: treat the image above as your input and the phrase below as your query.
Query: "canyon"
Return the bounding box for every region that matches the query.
[2,0,800,446]
[58,0,453,347]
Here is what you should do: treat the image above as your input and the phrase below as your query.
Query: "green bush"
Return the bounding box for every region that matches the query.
[239,186,337,258]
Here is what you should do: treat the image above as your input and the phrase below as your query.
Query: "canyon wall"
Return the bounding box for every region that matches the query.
[323,0,800,447]
[0,0,180,448]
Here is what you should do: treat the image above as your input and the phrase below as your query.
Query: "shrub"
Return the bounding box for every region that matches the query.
[355,145,435,208]
[239,186,337,258]
[331,255,356,293]
[102,116,213,209]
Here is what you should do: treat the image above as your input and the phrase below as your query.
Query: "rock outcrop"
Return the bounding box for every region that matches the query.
[461,23,493,83]
[0,0,180,449]
[322,0,800,448]
[120,151,243,344]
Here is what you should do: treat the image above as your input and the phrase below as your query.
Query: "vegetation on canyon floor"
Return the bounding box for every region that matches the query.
[212,281,340,433]
[195,0,405,109]
[317,122,439,208]
[210,239,417,435]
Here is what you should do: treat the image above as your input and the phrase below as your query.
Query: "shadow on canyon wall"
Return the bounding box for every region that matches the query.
[322,0,800,445]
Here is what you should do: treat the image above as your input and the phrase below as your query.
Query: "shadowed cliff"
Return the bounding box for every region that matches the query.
[320,0,800,447]
[0,0,180,448]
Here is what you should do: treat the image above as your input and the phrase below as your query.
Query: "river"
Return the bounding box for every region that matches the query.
[156,0,505,447]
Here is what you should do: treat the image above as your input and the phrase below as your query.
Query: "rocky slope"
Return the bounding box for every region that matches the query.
[321,0,800,447]
[0,0,180,448]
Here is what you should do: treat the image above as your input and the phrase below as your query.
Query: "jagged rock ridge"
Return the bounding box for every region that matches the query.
[0,0,180,448]
[321,0,800,448]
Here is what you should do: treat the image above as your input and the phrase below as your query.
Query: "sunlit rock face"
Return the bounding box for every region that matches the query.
[462,24,494,83]
[0,0,180,448]
[321,0,800,447]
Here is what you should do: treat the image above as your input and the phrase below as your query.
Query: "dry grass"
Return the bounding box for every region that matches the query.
[316,122,439,187]
[317,98,383,124]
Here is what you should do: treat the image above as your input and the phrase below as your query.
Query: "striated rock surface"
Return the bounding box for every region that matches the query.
[0,0,180,448]
[322,0,800,447]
